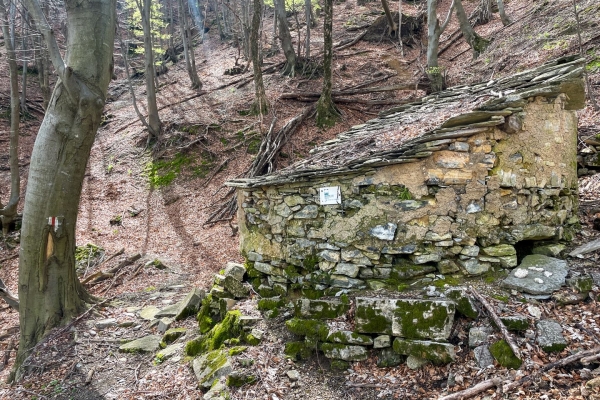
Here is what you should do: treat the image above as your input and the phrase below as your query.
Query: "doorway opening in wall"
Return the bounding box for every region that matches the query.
[514,240,536,264]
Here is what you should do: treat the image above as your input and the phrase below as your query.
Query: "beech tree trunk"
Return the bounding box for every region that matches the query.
[21,13,29,113]
[304,0,311,57]
[381,0,397,36]
[497,0,510,26]
[13,0,116,380]
[315,0,338,128]
[251,0,268,114]
[138,0,161,138]
[179,0,202,89]
[0,0,20,233]
[274,0,297,76]
[426,0,453,92]
[454,0,489,57]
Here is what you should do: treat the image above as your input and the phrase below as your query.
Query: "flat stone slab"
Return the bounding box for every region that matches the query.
[154,303,180,319]
[501,255,568,295]
[175,287,205,320]
[119,335,162,353]
[355,297,455,340]
[156,342,184,362]
[327,330,374,346]
[139,306,160,320]
[294,298,349,319]
[320,343,368,361]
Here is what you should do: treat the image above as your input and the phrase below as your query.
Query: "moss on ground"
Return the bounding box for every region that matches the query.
[489,340,522,369]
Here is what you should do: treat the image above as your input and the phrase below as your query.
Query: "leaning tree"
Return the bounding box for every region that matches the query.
[12,0,116,380]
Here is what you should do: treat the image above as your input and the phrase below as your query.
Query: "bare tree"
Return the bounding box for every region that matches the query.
[454,0,489,57]
[12,0,116,380]
[304,0,311,57]
[179,0,202,89]
[381,0,397,36]
[0,0,21,234]
[274,0,297,75]
[497,0,510,26]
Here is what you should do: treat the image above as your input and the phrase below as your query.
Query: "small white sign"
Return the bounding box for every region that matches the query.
[319,186,341,205]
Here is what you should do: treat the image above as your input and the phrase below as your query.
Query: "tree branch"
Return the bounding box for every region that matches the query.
[0,278,19,311]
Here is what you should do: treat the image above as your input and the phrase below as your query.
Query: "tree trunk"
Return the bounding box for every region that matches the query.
[179,0,202,89]
[13,0,116,380]
[139,0,161,138]
[497,0,510,26]
[315,0,338,128]
[251,0,268,114]
[274,0,297,76]
[0,0,20,234]
[426,0,453,92]
[304,0,311,57]
[381,0,397,36]
[398,0,403,56]
[476,0,492,25]
[454,0,489,58]
[21,13,29,113]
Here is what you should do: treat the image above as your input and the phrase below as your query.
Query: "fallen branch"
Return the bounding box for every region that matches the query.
[0,253,18,264]
[81,253,141,285]
[335,30,368,51]
[470,286,521,359]
[439,347,600,400]
[0,278,19,311]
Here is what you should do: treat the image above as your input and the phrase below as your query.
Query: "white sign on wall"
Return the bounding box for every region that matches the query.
[319,186,341,205]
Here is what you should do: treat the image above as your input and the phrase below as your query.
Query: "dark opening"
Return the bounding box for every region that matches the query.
[514,240,536,264]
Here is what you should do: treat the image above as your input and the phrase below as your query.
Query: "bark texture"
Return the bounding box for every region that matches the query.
[274,0,297,76]
[14,0,116,380]
[0,0,21,233]
[426,0,453,92]
[315,0,338,128]
[250,0,268,114]
[454,0,490,57]
[179,0,202,89]
[139,0,161,137]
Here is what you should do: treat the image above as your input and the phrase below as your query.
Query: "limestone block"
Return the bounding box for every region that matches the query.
[341,249,373,266]
[370,223,397,240]
[192,349,233,388]
[330,275,365,289]
[284,195,305,207]
[294,205,318,219]
[411,253,442,264]
[382,244,417,254]
[437,260,460,274]
[224,263,246,281]
[254,262,284,276]
[318,249,341,263]
[327,330,373,345]
[373,335,391,348]
[355,297,455,340]
[392,339,456,364]
[458,258,490,276]
[119,335,162,353]
[481,244,516,257]
[502,255,568,295]
[320,343,368,361]
[294,299,350,319]
[334,263,360,278]
[536,320,567,352]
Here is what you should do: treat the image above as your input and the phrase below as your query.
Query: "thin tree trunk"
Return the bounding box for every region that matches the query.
[381,0,397,36]
[496,0,510,26]
[271,7,278,52]
[274,0,297,76]
[21,13,29,113]
[315,0,338,128]
[426,0,454,92]
[251,0,268,114]
[0,0,20,233]
[304,0,311,57]
[179,0,202,88]
[398,0,403,56]
[138,0,161,138]
[454,0,489,57]
[477,0,492,25]
[13,0,116,381]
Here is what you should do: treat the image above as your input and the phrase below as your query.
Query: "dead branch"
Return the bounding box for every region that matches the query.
[440,347,600,400]
[203,158,231,186]
[0,278,19,311]
[469,286,521,359]
[81,253,141,285]
[0,253,19,264]
[335,30,368,51]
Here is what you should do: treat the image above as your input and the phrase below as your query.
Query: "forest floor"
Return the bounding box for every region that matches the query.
[1,0,600,398]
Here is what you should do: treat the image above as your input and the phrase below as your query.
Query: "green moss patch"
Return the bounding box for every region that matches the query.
[489,340,522,369]
[285,318,329,341]
[186,311,242,357]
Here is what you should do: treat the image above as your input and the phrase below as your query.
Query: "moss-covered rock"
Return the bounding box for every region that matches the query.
[175,288,205,321]
[498,315,529,331]
[192,349,233,388]
[226,372,257,387]
[119,335,162,354]
[444,287,479,319]
[376,347,404,368]
[327,330,373,346]
[257,297,285,311]
[355,297,455,340]
[293,298,350,319]
[567,275,594,294]
[284,341,313,360]
[186,311,242,357]
[285,318,329,341]
[228,346,248,356]
[320,343,368,361]
[329,359,350,370]
[392,339,456,364]
[489,340,522,369]
[536,320,567,353]
[160,327,187,348]
[197,294,220,334]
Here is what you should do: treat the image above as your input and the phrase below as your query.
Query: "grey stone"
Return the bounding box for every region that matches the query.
[473,345,494,368]
[274,202,292,217]
[247,251,263,262]
[536,320,567,352]
[498,255,518,268]
[449,142,469,152]
[502,255,568,295]
[155,303,181,319]
[396,200,428,211]
[222,276,250,298]
[469,326,493,348]
[330,275,365,289]
[287,224,306,237]
[382,244,417,254]
[157,318,173,334]
[317,243,340,251]
[532,244,566,257]
[254,262,284,276]
[334,263,360,278]
[192,350,233,388]
[513,225,556,241]
[175,287,205,320]
[295,205,318,219]
[406,355,429,369]
[460,245,480,257]
[95,318,117,330]
[341,249,372,266]
[437,260,460,274]
[224,263,246,281]
[566,275,594,293]
[286,370,300,381]
[358,267,374,278]
[294,298,349,319]
[139,306,160,320]
[318,250,341,263]
[373,335,391,348]
[355,297,455,340]
[370,223,397,241]
[376,348,404,368]
[393,339,456,364]
[373,267,391,279]
[425,232,452,241]
[156,342,184,362]
[466,202,483,213]
[119,335,162,353]
[203,380,228,400]
[569,238,600,257]
[239,316,262,327]
[327,330,373,345]
[320,343,368,361]
[459,258,490,275]
[284,195,305,207]
[444,287,479,319]
[411,253,442,264]
[481,244,516,257]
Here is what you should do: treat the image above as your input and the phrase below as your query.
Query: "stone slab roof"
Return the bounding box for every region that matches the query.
[227,56,585,188]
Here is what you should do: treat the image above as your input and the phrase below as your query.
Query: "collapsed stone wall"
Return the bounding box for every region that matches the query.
[238,95,579,296]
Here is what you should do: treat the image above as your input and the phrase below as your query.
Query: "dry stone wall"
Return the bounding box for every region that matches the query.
[238,95,579,296]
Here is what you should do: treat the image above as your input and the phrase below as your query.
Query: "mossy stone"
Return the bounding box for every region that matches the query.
[319,343,368,361]
[327,330,373,346]
[119,335,162,354]
[285,318,329,341]
[196,294,220,334]
[330,359,350,370]
[160,327,187,348]
[444,288,479,319]
[257,297,285,311]
[185,311,242,357]
[228,346,247,356]
[489,340,522,369]
[392,339,456,364]
[284,341,313,360]
[226,372,257,387]
[191,349,233,388]
[293,298,350,319]
[498,315,529,331]
[302,288,325,300]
